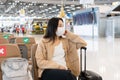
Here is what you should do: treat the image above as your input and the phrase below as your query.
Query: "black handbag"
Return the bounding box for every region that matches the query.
[78,47,102,80]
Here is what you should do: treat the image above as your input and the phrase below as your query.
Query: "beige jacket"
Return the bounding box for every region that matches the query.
[35,31,87,78]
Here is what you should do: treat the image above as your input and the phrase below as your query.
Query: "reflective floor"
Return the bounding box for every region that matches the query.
[85,37,120,80]
[16,33,120,80]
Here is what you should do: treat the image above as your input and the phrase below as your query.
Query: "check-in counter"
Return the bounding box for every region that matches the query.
[99,16,120,38]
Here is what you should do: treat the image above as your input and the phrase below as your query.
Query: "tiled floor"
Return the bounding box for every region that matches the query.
[85,37,120,80]
[16,33,120,80]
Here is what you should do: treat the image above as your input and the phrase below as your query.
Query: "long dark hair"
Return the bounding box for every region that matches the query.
[43,17,63,43]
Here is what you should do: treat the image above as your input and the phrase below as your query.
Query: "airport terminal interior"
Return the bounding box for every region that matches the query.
[0,0,120,80]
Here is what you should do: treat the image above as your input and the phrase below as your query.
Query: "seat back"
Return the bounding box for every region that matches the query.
[9,38,16,43]
[2,34,14,40]
[0,34,15,44]
[0,37,9,44]
[0,33,3,35]
[31,44,38,80]
[17,43,28,59]
[15,37,36,59]
[0,44,21,80]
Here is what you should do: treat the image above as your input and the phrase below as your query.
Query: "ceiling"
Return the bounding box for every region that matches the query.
[0,0,119,18]
[113,5,120,11]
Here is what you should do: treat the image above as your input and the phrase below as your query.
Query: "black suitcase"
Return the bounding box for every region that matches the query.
[78,47,102,80]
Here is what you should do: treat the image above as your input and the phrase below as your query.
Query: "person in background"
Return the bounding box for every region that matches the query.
[10,27,13,34]
[1,28,4,33]
[36,17,87,80]
[16,27,20,35]
[21,26,25,35]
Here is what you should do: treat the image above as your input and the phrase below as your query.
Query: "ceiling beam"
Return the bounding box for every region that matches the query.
[95,0,120,4]
[13,0,80,5]
[13,0,120,5]
[0,0,7,3]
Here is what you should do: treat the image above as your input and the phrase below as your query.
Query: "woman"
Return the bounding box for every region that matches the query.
[35,17,87,80]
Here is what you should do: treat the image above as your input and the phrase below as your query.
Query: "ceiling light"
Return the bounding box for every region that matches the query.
[65,6,70,8]
[8,2,12,5]
[32,2,36,3]
[49,12,52,13]
[67,9,71,11]
[39,6,43,8]
[32,13,34,15]
[0,2,3,4]
[43,13,46,16]
[76,6,81,9]
[44,4,48,6]
[45,9,48,11]
[15,1,20,3]
[41,10,45,13]
[39,12,42,13]
[23,7,25,9]
[52,11,55,12]
[57,5,61,6]
[56,9,59,11]
[33,3,36,6]
[29,10,34,13]
[52,6,57,8]
[29,3,33,6]
[67,12,71,13]
[71,8,75,10]
[23,3,26,5]
[12,2,15,5]
[71,5,75,7]
[48,8,52,10]
[20,3,23,5]
[26,5,29,7]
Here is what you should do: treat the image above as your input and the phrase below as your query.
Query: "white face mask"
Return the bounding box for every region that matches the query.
[56,27,65,36]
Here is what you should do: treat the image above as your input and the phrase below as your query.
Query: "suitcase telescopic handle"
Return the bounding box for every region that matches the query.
[81,47,87,50]
[80,47,87,72]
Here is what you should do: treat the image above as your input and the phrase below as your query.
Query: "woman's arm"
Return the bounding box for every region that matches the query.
[64,30,87,49]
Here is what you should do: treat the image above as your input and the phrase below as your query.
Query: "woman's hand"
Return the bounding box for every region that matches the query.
[63,30,67,35]
[59,65,67,70]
